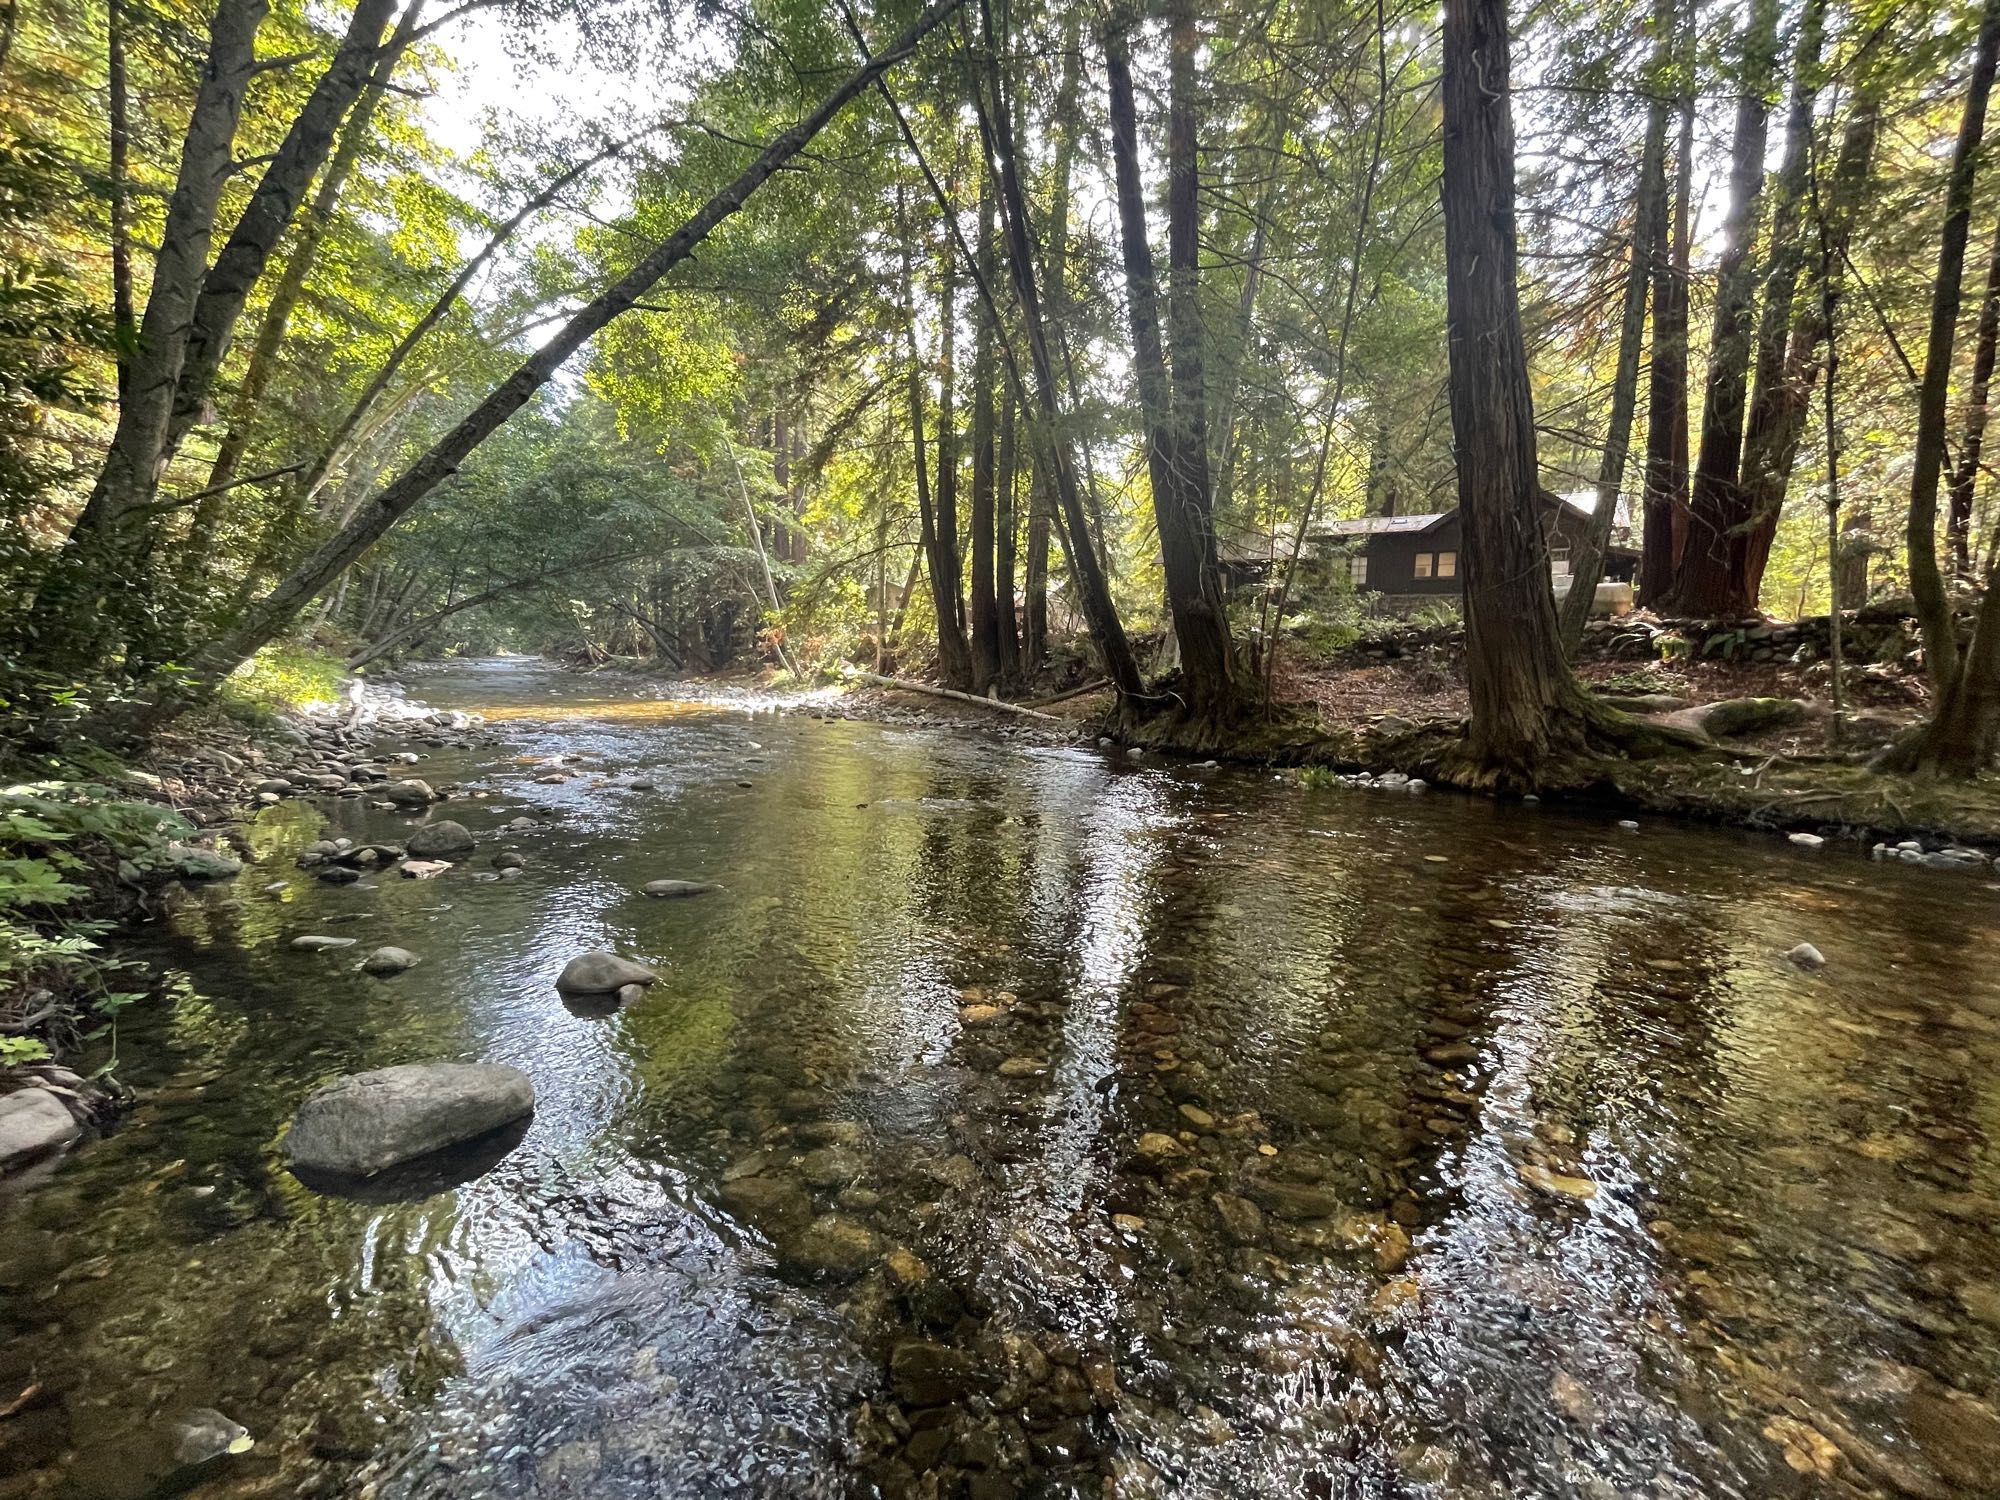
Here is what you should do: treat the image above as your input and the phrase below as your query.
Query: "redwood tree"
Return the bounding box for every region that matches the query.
[1440,0,1596,781]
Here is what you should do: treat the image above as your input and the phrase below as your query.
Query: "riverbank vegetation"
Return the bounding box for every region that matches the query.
[4,0,2000,789]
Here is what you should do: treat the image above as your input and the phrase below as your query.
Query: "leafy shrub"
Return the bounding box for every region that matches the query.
[221,645,347,721]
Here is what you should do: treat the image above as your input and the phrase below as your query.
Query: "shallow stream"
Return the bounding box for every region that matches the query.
[4,657,1999,1499]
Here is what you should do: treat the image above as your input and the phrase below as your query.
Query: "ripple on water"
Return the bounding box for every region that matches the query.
[3,657,1998,1500]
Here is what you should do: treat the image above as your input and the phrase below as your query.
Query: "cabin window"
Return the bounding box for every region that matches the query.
[1549,546,1570,579]
[1414,552,1433,580]
[1436,551,1457,579]
[1348,554,1368,586]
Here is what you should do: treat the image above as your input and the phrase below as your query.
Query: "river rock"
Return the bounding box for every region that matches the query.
[379,779,436,807]
[0,1088,81,1170]
[405,820,475,857]
[556,951,658,993]
[1788,942,1827,970]
[492,851,525,870]
[717,1173,814,1237]
[1788,832,1826,850]
[317,865,362,885]
[642,879,722,898]
[399,859,451,879]
[784,1214,884,1280]
[290,935,357,952]
[284,1063,535,1178]
[361,946,420,976]
[165,843,242,880]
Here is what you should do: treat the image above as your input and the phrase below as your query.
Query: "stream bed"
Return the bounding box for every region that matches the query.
[4,656,2000,1499]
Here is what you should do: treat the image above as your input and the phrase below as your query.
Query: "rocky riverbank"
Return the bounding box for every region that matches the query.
[0,677,498,1176]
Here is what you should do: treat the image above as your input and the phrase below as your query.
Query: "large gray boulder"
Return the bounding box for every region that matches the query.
[405,820,475,857]
[379,779,435,808]
[284,1063,534,1179]
[0,1088,81,1171]
[556,951,658,993]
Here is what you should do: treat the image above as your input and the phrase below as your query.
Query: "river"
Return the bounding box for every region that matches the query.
[3,656,1998,1499]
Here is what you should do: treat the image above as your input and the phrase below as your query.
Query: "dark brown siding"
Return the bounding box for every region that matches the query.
[1361,516,1464,594]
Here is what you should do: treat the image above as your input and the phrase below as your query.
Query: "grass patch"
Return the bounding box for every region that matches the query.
[220,645,347,723]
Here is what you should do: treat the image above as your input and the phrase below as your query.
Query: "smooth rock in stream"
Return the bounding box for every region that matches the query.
[1788,832,1826,850]
[284,1063,534,1179]
[0,1089,81,1170]
[643,878,722,898]
[492,851,525,870]
[399,859,452,879]
[405,820,475,857]
[1788,942,1827,970]
[360,946,421,976]
[556,950,658,994]
[379,779,435,807]
[784,1214,884,1280]
[290,935,357,952]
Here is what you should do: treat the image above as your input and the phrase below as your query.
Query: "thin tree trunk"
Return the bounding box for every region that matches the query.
[165,0,401,457]
[1104,6,1238,723]
[1442,0,1594,782]
[1730,0,1831,599]
[1639,0,1694,607]
[932,211,972,688]
[301,133,638,507]
[1947,213,2000,577]
[107,0,134,404]
[1560,0,1672,649]
[1021,9,1082,674]
[995,384,1020,677]
[118,0,966,728]
[184,0,427,569]
[1891,0,2000,774]
[1664,0,1782,616]
[72,0,268,542]
[967,187,1001,690]
[1739,48,1880,600]
[970,0,1143,698]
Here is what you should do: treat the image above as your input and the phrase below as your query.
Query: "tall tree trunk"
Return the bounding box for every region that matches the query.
[106,0,134,404]
[112,0,967,730]
[972,0,1143,698]
[70,0,268,544]
[1021,9,1082,673]
[1441,0,1594,782]
[1104,6,1238,723]
[1891,0,2000,775]
[1663,0,1782,616]
[1947,213,2000,577]
[995,385,1020,677]
[1739,46,1879,599]
[1638,0,1694,606]
[165,0,401,458]
[1731,0,1831,597]
[184,0,426,572]
[967,188,1001,690]
[1559,0,1672,650]
[932,222,972,688]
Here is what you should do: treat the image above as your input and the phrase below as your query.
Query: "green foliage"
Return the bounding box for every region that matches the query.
[1297,764,1341,790]
[220,645,348,721]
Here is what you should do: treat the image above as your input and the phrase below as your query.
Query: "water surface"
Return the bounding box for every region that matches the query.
[4,657,1998,1499]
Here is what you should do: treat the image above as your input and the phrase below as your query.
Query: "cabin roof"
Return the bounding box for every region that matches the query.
[1317,512,1455,538]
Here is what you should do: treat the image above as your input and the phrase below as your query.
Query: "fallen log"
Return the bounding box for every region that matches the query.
[843,669,1067,722]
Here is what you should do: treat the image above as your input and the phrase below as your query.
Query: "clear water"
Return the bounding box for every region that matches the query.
[4,657,1999,1499]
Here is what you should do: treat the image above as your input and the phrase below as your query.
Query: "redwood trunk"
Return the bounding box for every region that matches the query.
[1639,0,1694,607]
[1441,0,1591,780]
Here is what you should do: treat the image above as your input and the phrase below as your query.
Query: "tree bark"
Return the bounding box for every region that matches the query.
[1893,0,2000,774]
[73,0,269,543]
[1738,42,1878,601]
[1020,9,1082,675]
[165,0,401,459]
[1441,0,1594,782]
[995,383,1020,677]
[184,0,427,571]
[971,0,1143,698]
[1105,7,1238,723]
[967,186,1001,690]
[1560,0,1672,650]
[1947,213,2000,577]
[1662,0,1782,616]
[118,0,966,726]
[1638,0,1694,607]
[931,214,972,688]
[106,0,134,404]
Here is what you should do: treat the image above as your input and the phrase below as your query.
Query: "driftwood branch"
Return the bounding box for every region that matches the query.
[844,669,1065,721]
